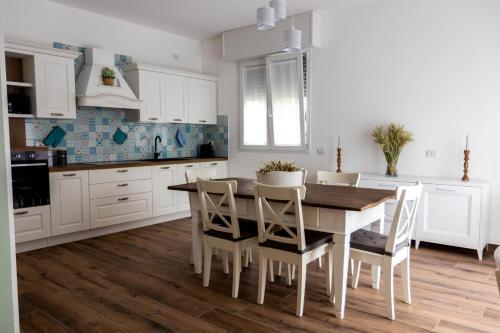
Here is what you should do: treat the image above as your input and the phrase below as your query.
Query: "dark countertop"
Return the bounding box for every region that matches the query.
[49,157,228,172]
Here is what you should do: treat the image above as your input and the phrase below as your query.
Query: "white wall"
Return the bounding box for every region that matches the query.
[0,0,20,330]
[4,0,203,71]
[202,0,500,244]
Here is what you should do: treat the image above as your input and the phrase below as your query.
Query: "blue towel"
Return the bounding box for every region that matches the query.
[113,128,128,145]
[175,128,186,147]
[43,126,66,148]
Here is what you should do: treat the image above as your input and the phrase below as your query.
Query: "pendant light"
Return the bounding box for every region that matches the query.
[270,0,286,21]
[256,4,276,31]
[283,16,302,52]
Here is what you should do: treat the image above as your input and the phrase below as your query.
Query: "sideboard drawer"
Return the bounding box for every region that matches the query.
[89,166,152,184]
[90,179,153,199]
[90,192,152,229]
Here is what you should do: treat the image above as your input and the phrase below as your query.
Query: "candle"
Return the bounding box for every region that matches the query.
[337,136,341,149]
[466,134,469,151]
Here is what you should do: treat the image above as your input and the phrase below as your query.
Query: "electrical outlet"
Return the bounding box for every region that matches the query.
[426,150,438,158]
[316,148,325,155]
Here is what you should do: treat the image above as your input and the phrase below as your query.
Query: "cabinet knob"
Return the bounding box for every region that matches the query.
[63,173,77,177]
[117,183,129,187]
[173,118,183,122]
[199,120,207,123]
[161,166,170,170]
[185,165,194,168]
[149,117,159,121]
[117,169,128,173]
[51,112,64,117]
[118,197,129,201]
[210,163,218,166]
[14,211,29,216]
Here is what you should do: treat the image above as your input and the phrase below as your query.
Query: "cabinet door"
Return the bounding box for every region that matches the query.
[50,171,90,236]
[90,192,152,229]
[140,71,164,123]
[417,184,481,248]
[165,74,188,123]
[200,161,228,179]
[35,54,76,119]
[152,165,178,216]
[14,206,51,243]
[177,163,200,212]
[188,78,217,124]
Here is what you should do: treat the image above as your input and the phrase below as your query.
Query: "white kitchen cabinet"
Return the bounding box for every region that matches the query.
[50,171,90,236]
[200,160,228,179]
[125,69,164,123]
[152,165,178,216]
[14,206,51,243]
[34,53,77,119]
[188,78,217,125]
[90,192,153,229]
[177,163,200,212]
[165,74,188,123]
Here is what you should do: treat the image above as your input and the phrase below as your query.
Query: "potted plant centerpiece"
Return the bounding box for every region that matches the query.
[372,123,413,177]
[256,160,307,186]
[101,67,116,86]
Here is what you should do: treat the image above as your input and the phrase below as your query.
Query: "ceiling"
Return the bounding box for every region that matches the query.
[49,0,376,40]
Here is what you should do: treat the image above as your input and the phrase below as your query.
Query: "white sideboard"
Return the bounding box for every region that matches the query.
[360,174,491,260]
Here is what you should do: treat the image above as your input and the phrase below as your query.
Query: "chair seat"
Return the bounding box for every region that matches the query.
[351,229,407,256]
[204,216,258,242]
[260,228,333,254]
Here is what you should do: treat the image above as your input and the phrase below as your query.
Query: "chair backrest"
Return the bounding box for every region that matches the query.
[253,182,307,251]
[495,247,500,294]
[317,170,361,187]
[185,168,217,183]
[385,181,423,255]
[197,179,241,238]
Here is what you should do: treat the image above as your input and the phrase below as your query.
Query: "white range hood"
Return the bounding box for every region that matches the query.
[75,47,142,110]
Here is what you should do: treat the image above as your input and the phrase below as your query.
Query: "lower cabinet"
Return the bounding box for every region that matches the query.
[200,161,228,179]
[50,171,90,236]
[152,165,178,217]
[176,163,200,212]
[14,206,51,243]
[90,192,153,229]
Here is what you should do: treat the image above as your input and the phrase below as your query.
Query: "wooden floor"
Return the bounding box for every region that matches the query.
[17,218,500,333]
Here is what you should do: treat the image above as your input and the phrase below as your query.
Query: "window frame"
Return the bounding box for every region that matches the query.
[238,50,311,153]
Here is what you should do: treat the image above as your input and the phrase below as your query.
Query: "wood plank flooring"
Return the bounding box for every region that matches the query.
[17,218,500,333]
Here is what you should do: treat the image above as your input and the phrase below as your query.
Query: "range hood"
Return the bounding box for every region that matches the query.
[75,47,142,110]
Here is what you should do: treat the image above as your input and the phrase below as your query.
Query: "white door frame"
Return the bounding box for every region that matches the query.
[0,0,21,331]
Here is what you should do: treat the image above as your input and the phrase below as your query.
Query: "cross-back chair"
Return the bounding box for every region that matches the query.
[198,179,259,298]
[349,181,423,320]
[316,171,361,187]
[254,182,334,317]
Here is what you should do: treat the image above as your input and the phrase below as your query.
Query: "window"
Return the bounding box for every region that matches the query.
[239,51,310,151]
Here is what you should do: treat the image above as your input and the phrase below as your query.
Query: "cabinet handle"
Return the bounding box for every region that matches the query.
[63,173,77,177]
[199,120,207,123]
[210,163,218,166]
[51,112,64,117]
[118,197,129,201]
[149,117,159,121]
[435,187,457,193]
[173,118,183,122]
[378,183,396,188]
[14,211,29,216]
[117,183,128,187]
[185,165,194,168]
[161,166,170,170]
[117,169,128,173]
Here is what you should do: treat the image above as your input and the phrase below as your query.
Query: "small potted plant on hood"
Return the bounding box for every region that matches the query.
[256,160,307,186]
[101,67,115,86]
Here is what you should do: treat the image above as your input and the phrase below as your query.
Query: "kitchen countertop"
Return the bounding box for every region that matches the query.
[49,157,228,172]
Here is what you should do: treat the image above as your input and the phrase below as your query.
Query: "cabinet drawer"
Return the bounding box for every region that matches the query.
[90,179,152,199]
[90,192,152,229]
[89,166,152,184]
[14,206,51,243]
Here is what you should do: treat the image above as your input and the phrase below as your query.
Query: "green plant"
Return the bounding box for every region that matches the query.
[257,160,300,174]
[101,67,115,79]
[372,123,413,176]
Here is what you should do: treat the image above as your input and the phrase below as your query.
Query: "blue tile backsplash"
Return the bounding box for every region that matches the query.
[22,42,228,163]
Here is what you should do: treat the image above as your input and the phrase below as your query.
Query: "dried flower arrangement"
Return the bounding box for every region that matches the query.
[372,123,413,176]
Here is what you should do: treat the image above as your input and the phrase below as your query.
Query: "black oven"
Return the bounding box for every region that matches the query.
[11,150,50,209]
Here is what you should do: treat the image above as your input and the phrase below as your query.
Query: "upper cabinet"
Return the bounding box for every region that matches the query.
[123,63,217,124]
[4,40,79,120]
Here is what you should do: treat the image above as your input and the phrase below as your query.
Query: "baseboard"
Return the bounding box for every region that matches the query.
[16,211,191,253]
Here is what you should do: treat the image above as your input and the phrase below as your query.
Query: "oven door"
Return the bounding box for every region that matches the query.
[11,161,50,209]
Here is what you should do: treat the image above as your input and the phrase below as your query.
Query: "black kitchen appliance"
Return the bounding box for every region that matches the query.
[198,143,215,158]
[7,94,31,115]
[11,149,50,209]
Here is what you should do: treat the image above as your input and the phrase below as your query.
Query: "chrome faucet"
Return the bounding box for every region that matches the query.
[154,136,162,160]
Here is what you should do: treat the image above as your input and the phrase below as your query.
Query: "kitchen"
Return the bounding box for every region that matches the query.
[1,0,500,332]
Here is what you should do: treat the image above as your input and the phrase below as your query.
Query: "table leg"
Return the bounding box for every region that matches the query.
[191,209,203,274]
[331,233,350,319]
[371,212,385,289]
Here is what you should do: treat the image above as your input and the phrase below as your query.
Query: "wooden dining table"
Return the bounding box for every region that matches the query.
[169,177,395,319]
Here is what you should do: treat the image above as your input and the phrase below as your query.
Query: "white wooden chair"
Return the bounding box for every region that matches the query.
[185,168,217,183]
[198,179,259,298]
[495,247,500,294]
[348,181,423,320]
[254,183,334,317]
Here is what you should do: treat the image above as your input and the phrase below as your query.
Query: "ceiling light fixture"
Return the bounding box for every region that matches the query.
[283,16,302,52]
[270,0,286,21]
[256,4,276,31]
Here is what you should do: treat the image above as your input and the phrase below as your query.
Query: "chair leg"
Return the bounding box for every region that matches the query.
[352,260,362,289]
[318,256,323,269]
[268,259,275,282]
[232,247,241,298]
[383,257,395,320]
[296,262,307,317]
[203,239,213,287]
[258,249,267,304]
[326,248,333,296]
[349,259,353,275]
[249,248,253,263]
[278,261,283,276]
[292,265,296,280]
[402,253,411,304]
[222,251,229,274]
[286,264,292,286]
[243,249,250,268]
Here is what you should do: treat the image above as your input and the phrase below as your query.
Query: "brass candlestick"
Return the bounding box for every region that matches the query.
[462,150,470,182]
[336,148,342,173]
